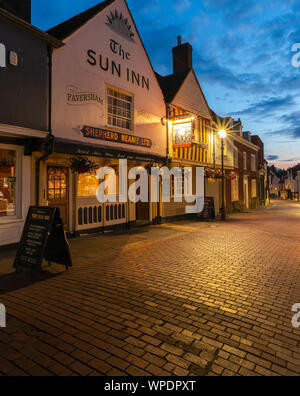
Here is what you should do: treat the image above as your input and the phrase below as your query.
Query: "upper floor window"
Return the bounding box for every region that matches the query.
[234,147,239,168]
[243,152,247,170]
[251,154,256,172]
[107,88,133,131]
[231,178,239,202]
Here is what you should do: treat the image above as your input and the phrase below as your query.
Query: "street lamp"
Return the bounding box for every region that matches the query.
[218,129,227,221]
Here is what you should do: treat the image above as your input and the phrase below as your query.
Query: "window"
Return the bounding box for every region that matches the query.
[251,179,257,198]
[171,173,184,198]
[251,154,256,171]
[0,149,16,217]
[78,173,99,197]
[243,152,247,170]
[107,88,133,131]
[47,167,68,200]
[231,178,239,202]
[234,147,239,168]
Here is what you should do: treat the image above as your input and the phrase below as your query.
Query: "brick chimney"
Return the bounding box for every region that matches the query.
[172,36,193,74]
[0,0,31,23]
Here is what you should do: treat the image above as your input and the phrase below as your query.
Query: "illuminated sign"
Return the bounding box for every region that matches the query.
[0,43,6,68]
[81,126,152,148]
[173,121,193,148]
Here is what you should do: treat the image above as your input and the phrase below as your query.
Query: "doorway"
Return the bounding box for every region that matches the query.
[136,202,150,225]
[47,166,69,229]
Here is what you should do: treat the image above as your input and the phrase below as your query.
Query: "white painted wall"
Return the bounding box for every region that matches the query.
[51,0,166,157]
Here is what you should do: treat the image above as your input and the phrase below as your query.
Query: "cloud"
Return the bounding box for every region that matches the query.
[230,96,295,116]
[267,155,279,161]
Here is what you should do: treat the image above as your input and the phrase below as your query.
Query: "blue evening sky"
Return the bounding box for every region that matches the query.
[32,0,300,168]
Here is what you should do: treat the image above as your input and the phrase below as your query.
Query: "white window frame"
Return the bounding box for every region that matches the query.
[106,86,134,132]
[0,144,23,222]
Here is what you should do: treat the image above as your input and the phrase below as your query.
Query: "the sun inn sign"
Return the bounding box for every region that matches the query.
[86,11,150,91]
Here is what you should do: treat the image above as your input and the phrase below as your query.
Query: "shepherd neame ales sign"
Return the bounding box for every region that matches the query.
[81,126,152,148]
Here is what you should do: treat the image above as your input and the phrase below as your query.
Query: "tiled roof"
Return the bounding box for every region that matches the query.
[156,69,191,103]
[47,0,115,40]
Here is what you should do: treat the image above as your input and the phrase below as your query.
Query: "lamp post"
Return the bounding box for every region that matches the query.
[218,129,227,221]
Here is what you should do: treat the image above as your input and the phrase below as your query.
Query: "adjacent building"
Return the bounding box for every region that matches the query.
[0,1,62,246]
[157,38,215,220]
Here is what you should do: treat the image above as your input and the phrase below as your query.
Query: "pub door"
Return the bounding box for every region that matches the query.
[136,201,150,224]
[47,166,69,229]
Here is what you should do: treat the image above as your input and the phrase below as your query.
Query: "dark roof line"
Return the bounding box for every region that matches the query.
[156,69,191,103]
[0,7,63,48]
[47,0,116,40]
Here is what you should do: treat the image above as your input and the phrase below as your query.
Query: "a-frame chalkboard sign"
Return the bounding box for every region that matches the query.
[197,197,216,221]
[14,206,72,274]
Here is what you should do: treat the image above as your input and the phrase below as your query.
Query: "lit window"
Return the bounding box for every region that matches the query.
[171,173,184,198]
[47,167,68,200]
[231,178,239,201]
[0,149,16,217]
[107,88,133,131]
[78,173,99,197]
[251,179,257,198]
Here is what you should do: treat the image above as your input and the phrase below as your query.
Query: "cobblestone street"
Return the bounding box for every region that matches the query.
[0,200,300,376]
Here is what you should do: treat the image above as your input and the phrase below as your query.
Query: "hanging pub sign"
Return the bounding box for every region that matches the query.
[173,121,193,148]
[197,197,216,221]
[14,207,72,274]
[81,125,152,148]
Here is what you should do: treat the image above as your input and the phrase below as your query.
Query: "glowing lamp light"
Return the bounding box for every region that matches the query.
[218,129,227,139]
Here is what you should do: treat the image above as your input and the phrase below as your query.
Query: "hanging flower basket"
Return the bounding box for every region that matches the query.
[205,168,224,179]
[69,157,99,175]
[145,163,163,175]
[227,171,239,180]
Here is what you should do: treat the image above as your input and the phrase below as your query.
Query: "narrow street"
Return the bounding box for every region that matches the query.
[0,200,299,376]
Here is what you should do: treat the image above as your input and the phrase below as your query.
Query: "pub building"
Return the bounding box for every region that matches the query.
[156,38,235,219]
[0,0,62,247]
[35,0,167,236]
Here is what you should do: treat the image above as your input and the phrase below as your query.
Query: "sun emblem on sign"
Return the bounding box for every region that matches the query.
[106,10,135,43]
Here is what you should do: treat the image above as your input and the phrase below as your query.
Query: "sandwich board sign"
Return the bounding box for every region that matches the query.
[14,206,72,274]
[197,197,216,221]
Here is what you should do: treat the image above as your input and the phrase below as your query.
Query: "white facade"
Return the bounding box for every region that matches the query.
[51,0,166,157]
[0,125,48,246]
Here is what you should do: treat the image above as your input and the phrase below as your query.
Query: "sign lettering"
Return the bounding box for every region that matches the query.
[14,207,72,274]
[0,43,6,68]
[67,85,103,106]
[110,39,131,60]
[87,48,150,90]
[81,126,152,148]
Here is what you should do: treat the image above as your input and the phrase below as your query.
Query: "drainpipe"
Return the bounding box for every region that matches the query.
[166,103,170,158]
[35,46,54,206]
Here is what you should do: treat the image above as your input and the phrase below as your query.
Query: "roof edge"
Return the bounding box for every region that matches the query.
[0,8,64,48]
